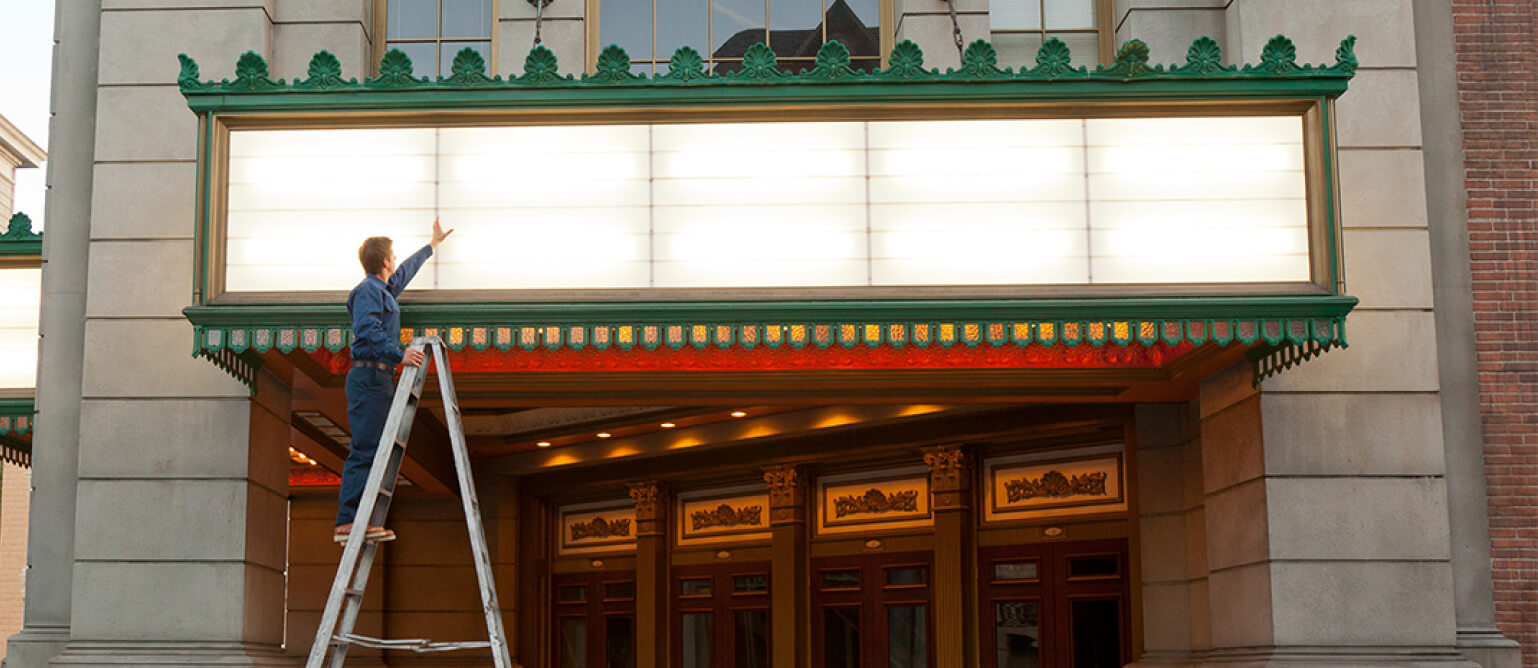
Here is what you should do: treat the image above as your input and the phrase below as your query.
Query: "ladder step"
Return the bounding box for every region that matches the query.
[344,588,365,598]
[335,633,493,653]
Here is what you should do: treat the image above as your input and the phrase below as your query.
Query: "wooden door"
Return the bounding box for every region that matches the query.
[672,561,772,668]
[811,551,934,668]
[554,570,637,668]
[979,539,1129,668]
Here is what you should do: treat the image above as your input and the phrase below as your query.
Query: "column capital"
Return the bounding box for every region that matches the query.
[763,464,809,525]
[627,480,670,535]
[923,444,973,511]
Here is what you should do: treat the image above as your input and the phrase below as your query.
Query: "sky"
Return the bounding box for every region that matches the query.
[0,2,55,229]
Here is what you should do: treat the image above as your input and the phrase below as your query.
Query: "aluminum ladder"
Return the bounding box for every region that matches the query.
[306,336,511,668]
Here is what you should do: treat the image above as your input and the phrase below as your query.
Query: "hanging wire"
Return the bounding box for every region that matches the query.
[529,0,551,46]
[945,0,965,60]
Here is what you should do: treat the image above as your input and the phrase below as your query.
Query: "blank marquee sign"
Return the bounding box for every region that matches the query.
[221,116,1311,294]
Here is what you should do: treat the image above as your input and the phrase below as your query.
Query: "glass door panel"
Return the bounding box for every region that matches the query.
[812,551,933,668]
[672,562,771,668]
[554,570,636,668]
[978,539,1128,668]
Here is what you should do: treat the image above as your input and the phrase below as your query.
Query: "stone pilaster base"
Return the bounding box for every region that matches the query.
[1132,646,1484,668]
[49,641,296,667]
[2,625,70,668]
[1455,628,1522,668]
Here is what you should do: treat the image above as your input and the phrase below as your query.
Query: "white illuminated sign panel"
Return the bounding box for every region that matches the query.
[0,267,41,389]
[223,115,1310,294]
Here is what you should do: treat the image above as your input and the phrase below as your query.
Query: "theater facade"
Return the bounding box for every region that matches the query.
[4,2,1521,668]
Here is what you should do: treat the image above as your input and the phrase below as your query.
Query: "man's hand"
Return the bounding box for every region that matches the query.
[429,217,454,250]
[402,348,425,368]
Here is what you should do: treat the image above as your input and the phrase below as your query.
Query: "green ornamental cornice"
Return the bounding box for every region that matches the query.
[0,212,42,258]
[0,397,33,468]
[176,34,1357,112]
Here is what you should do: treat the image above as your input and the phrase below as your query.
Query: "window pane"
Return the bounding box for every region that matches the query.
[658,0,709,62]
[886,566,927,587]
[1068,555,1120,579]
[681,578,714,596]
[681,612,714,668]
[388,41,439,78]
[1044,0,1095,30]
[442,0,493,38]
[605,582,636,600]
[734,574,769,593]
[820,569,860,590]
[822,606,860,668]
[734,609,771,667]
[558,585,587,603]
[559,617,587,668]
[607,615,635,668]
[994,600,1041,668]
[388,0,438,39]
[440,41,490,78]
[992,0,1043,31]
[991,32,1043,70]
[1049,31,1100,67]
[601,0,654,61]
[1071,599,1121,668]
[888,605,928,668]
[769,0,823,59]
[712,0,763,59]
[993,561,1039,581]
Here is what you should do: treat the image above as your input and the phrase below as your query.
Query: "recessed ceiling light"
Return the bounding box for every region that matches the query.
[597,432,612,438]
[660,422,676,429]
[730,411,747,418]
[537,441,552,448]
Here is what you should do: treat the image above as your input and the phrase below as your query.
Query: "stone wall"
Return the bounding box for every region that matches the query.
[1453,0,1538,664]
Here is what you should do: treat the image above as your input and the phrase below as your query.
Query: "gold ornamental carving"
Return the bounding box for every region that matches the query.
[690,503,763,531]
[569,516,631,541]
[1005,470,1108,502]
[763,465,806,508]
[923,445,972,493]
[627,480,668,522]
[833,488,920,518]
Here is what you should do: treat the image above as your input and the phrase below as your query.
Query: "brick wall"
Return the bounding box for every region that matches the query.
[0,462,32,661]
[1453,0,1538,663]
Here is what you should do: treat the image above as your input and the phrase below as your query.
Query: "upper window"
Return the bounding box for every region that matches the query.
[595,0,886,75]
[991,0,1108,69]
[386,0,495,78]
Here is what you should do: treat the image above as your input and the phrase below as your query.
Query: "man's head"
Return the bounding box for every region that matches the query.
[359,237,395,278]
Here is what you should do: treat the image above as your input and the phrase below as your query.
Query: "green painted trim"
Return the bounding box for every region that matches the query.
[177,35,1357,114]
[0,397,34,437]
[0,213,42,259]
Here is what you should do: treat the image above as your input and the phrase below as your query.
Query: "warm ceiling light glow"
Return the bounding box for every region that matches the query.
[660,422,676,429]
[730,411,748,418]
[596,432,612,438]
[536,441,552,448]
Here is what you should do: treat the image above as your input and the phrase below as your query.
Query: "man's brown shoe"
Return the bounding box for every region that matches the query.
[333,524,396,543]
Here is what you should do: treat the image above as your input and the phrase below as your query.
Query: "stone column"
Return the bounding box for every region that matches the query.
[763,465,808,668]
[1411,0,1521,665]
[3,2,99,666]
[628,481,669,668]
[1128,402,1206,667]
[923,444,975,668]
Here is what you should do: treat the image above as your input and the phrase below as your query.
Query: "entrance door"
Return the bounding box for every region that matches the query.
[979,539,1129,668]
[554,570,637,668]
[811,551,934,668]
[672,561,772,668]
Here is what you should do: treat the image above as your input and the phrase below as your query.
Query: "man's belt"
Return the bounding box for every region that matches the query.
[352,360,393,372]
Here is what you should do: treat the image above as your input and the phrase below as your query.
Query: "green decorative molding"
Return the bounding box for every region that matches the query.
[0,212,42,258]
[176,34,1358,112]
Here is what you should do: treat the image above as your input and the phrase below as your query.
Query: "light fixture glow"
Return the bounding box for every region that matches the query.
[596,432,612,439]
[730,411,747,418]
[660,423,676,429]
[536,441,552,448]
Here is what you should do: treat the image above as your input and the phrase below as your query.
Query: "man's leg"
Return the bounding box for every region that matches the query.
[336,368,391,527]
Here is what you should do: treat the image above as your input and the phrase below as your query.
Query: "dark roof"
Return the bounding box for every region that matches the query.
[712,0,880,71]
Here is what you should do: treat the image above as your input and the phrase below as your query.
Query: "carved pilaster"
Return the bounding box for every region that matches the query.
[923,444,973,511]
[763,465,808,526]
[627,480,669,537]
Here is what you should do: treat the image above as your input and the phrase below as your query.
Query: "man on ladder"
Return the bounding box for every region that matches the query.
[335,219,453,543]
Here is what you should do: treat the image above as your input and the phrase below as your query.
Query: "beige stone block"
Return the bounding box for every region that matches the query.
[94,86,199,162]
[1200,394,1264,494]
[1338,149,1428,229]
[1267,477,1450,561]
[1140,582,1192,652]
[103,0,272,8]
[73,479,280,564]
[1225,0,1414,67]
[1260,393,1446,476]
[1184,506,1208,575]
[243,556,286,645]
[245,480,288,570]
[1261,310,1440,393]
[71,560,269,640]
[499,19,585,76]
[898,0,989,14]
[76,398,252,479]
[385,519,475,565]
[285,564,385,612]
[894,13,989,69]
[385,565,482,610]
[1203,478,1268,571]
[247,396,294,492]
[501,0,585,20]
[84,241,195,318]
[1207,562,1272,649]
[1136,445,1186,514]
[285,611,385,660]
[80,319,248,398]
[1341,228,1435,309]
[274,0,370,23]
[385,611,490,645]
[1182,438,1204,510]
[1270,560,1457,646]
[1197,361,1254,418]
[1187,575,1212,650]
[98,8,272,85]
[1336,69,1424,148]
[273,21,372,81]
[1139,513,1189,582]
[90,162,197,240]
[1134,402,1196,449]
[1116,7,1226,66]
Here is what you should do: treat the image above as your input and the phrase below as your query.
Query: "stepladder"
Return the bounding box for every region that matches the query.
[307,337,511,668]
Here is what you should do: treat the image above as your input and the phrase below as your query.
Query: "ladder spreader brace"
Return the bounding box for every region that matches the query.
[306,337,511,668]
